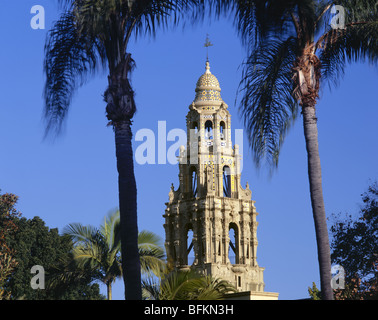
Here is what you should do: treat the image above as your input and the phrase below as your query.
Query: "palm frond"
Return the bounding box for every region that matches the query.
[100,208,121,251]
[159,270,201,300]
[158,270,235,300]
[57,0,73,10]
[318,2,378,88]
[43,12,103,137]
[139,252,167,277]
[71,245,103,269]
[238,36,299,168]
[47,251,103,294]
[228,0,319,47]
[44,0,204,137]
[142,276,161,300]
[138,230,166,277]
[138,230,164,250]
[334,0,378,23]
[187,275,236,300]
[63,219,122,283]
[131,0,202,40]
[62,222,99,244]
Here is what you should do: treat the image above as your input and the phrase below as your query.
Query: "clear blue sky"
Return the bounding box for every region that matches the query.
[1,2,377,300]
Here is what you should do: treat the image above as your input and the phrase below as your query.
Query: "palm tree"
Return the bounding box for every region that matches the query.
[63,209,166,300]
[142,269,237,300]
[63,211,121,300]
[43,0,201,299]
[208,0,378,299]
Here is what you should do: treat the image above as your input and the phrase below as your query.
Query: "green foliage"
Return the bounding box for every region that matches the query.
[142,269,237,300]
[4,215,104,300]
[0,192,21,299]
[308,282,322,300]
[62,209,122,300]
[138,230,166,278]
[330,180,378,299]
[3,207,164,300]
[0,193,21,253]
[62,209,166,299]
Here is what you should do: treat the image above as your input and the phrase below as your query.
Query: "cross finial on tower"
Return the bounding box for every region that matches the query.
[204,34,213,62]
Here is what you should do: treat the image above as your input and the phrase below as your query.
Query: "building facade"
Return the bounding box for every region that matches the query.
[163,60,278,298]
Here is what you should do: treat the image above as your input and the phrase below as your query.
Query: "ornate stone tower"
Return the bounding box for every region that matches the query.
[163,60,277,298]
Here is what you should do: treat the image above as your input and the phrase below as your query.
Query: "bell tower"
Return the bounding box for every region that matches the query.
[163,60,278,298]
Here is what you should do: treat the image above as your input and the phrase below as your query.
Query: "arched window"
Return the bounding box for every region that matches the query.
[191,121,199,135]
[223,166,231,198]
[190,167,197,197]
[229,223,239,265]
[220,121,226,140]
[204,120,213,139]
[186,224,194,265]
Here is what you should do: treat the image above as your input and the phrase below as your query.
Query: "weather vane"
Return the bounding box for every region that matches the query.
[204,34,213,62]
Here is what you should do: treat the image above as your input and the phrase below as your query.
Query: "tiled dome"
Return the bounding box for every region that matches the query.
[194,61,222,102]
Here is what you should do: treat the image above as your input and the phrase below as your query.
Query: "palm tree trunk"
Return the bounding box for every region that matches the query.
[114,120,142,300]
[302,104,333,300]
[107,281,112,300]
[105,55,141,300]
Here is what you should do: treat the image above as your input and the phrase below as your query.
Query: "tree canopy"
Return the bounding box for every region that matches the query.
[330,181,378,299]
[1,196,104,300]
